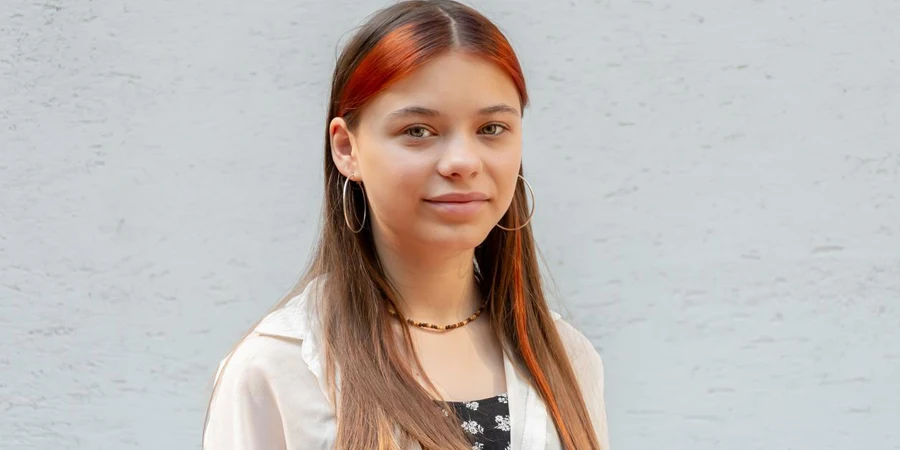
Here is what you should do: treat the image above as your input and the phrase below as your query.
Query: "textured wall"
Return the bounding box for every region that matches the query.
[2,0,898,449]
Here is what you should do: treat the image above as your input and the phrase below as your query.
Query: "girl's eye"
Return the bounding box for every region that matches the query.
[480,123,508,136]
[404,126,434,139]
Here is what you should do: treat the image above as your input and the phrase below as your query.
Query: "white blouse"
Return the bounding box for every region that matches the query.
[203,279,611,450]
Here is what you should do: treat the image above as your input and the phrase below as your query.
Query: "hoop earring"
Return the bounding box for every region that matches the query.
[342,175,367,233]
[496,174,535,231]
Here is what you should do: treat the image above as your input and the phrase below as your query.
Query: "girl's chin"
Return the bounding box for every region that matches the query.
[414,223,493,248]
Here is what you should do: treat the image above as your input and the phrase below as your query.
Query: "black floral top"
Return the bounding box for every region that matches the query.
[446,392,511,450]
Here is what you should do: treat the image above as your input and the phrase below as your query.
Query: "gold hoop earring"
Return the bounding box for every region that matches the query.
[496,174,535,231]
[342,175,367,233]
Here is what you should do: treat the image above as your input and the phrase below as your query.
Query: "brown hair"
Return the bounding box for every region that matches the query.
[204,1,601,449]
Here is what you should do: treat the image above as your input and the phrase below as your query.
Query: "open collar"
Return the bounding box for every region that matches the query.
[250,278,555,449]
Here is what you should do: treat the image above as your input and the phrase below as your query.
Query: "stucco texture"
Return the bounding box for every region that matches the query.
[2,0,898,449]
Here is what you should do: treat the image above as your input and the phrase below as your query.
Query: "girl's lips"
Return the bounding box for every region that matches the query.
[425,192,489,202]
[424,199,488,217]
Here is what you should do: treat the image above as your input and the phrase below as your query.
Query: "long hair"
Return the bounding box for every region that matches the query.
[204,1,601,449]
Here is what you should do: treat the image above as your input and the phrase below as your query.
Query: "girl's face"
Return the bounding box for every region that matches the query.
[331,52,523,255]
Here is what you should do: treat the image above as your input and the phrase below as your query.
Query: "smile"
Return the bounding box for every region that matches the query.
[423,199,488,217]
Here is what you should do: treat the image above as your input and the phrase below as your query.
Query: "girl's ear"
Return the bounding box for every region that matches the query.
[330,117,360,180]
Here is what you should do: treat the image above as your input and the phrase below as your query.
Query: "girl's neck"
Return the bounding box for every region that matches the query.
[375,239,482,326]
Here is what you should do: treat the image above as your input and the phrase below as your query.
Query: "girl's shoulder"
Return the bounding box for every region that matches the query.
[549,311,605,375]
[213,279,327,396]
[548,311,611,448]
[204,282,333,449]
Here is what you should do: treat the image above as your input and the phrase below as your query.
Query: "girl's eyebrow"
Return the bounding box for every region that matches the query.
[475,104,520,117]
[387,106,441,119]
[386,103,520,119]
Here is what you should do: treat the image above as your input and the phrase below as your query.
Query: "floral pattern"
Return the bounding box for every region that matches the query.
[449,393,511,450]
[462,420,484,435]
[494,415,510,432]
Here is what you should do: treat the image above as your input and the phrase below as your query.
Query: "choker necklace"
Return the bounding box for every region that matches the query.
[387,300,488,332]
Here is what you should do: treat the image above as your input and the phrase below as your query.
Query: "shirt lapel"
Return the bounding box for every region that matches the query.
[503,344,548,450]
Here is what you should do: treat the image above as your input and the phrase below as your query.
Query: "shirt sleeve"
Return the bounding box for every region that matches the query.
[580,340,611,450]
[203,335,289,450]
[555,318,612,450]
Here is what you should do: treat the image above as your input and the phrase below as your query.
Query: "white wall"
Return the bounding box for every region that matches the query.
[2,0,898,448]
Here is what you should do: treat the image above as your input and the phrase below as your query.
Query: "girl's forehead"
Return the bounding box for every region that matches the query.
[363,52,522,118]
